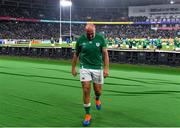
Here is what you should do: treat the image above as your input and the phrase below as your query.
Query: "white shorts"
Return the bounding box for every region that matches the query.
[80,69,104,85]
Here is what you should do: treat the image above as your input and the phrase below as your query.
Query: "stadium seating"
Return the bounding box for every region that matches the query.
[0,6,179,40]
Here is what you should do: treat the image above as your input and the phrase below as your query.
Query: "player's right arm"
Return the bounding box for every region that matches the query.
[72,39,80,77]
[72,54,78,77]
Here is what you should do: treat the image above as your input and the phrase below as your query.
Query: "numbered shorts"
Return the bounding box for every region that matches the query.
[80,69,104,84]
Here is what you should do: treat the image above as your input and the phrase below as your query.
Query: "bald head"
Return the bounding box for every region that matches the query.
[85,23,96,40]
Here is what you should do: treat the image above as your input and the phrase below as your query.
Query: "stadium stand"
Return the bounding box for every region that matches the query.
[0,0,179,66]
[0,21,178,40]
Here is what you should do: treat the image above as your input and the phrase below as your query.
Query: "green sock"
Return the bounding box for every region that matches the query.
[84,106,90,114]
[95,93,100,100]
[84,103,91,114]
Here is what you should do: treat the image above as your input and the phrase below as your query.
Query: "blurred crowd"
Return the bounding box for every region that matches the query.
[0,21,178,40]
[0,6,148,21]
[0,6,179,40]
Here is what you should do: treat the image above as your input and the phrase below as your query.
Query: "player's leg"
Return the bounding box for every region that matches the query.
[80,69,92,126]
[82,81,92,126]
[82,81,91,114]
[93,83,102,110]
[92,69,104,110]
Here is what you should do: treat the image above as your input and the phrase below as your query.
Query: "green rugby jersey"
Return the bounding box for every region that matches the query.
[75,33,107,69]
[156,38,162,47]
[174,38,180,48]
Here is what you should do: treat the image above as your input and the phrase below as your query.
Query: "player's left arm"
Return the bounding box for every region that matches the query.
[101,36,109,78]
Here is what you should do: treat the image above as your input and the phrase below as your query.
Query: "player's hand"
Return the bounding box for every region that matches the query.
[72,68,77,77]
[103,68,109,78]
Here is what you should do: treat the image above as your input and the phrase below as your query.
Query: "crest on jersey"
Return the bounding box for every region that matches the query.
[96,42,100,47]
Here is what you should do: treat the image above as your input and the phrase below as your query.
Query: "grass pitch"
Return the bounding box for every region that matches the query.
[0,56,180,127]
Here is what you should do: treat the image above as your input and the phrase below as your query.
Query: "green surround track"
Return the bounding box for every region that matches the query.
[0,56,180,127]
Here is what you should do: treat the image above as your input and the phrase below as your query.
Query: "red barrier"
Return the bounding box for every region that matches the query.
[0,16,40,22]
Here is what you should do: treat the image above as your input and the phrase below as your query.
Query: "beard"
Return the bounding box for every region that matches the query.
[87,33,95,40]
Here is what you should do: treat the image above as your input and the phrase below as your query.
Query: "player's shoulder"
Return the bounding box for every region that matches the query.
[77,33,86,42]
[96,32,103,37]
[95,33,105,39]
[79,33,86,39]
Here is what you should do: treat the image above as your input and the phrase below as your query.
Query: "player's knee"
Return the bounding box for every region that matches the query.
[94,86,102,95]
[83,87,90,94]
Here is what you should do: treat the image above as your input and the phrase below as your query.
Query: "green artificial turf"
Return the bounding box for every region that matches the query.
[0,56,180,127]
